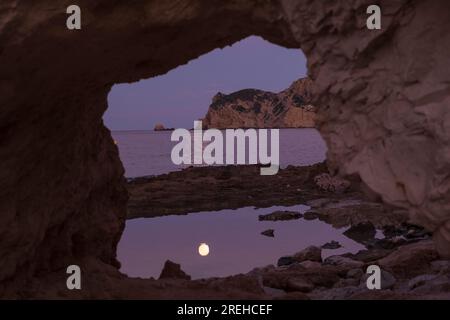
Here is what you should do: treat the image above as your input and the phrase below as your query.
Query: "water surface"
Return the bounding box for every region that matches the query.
[112,128,327,177]
[118,204,364,279]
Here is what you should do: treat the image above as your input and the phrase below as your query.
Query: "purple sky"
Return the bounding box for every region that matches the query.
[103,36,307,131]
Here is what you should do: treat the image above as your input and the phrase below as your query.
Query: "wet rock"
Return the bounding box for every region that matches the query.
[366,236,407,250]
[293,246,322,263]
[277,246,322,266]
[261,229,275,237]
[405,226,431,240]
[383,224,431,241]
[344,248,393,263]
[321,240,342,250]
[159,260,191,280]
[303,210,320,220]
[324,256,364,269]
[258,210,303,221]
[315,202,407,230]
[305,198,332,209]
[277,256,296,267]
[128,163,329,219]
[382,225,407,238]
[343,222,376,244]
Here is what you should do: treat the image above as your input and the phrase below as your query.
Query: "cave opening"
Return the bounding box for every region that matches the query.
[101,36,364,281]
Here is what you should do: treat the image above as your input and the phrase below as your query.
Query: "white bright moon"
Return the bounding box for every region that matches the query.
[198,243,210,256]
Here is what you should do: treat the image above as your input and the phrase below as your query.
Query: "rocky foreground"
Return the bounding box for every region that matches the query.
[154,240,450,300]
[127,162,383,219]
[125,163,450,299]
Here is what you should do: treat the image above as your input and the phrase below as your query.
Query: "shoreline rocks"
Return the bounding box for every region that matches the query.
[127,162,339,219]
[261,229,275,237]
[131,163,447,299]
[321,241,342,250]
[259,238,449,299]
[159,260,191,280]
[343,222,376,245]
[259,211,303,221]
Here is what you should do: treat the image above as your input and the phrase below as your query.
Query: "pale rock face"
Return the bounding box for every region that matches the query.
[279,0,450,257]
[0,0,449,298]
[203,78,316,129]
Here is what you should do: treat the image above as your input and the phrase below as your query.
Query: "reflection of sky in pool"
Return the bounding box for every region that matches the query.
[118,204,365,280]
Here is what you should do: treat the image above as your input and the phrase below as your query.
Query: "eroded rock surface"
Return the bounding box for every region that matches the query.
[1,0,449,298]
[284,0,450,256]
[202,78,316,129]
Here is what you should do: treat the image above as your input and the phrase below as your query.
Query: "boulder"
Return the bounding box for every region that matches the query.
[324,256,364,269]
[285,278,314,293]
[293,246,322,263]
[159,260,191,280]
[378,241,439,278]
[277,256,296,267]
[343,222,376,244]
[298,261,322,269]
[303,210,320,220]
[261,229,275,237]
[321,240,342,250]
[344,248,393,263]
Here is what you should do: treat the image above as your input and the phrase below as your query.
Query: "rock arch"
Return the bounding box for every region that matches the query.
[0,0,449,297]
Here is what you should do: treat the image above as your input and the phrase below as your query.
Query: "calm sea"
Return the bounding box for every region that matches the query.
[112,128,327,178]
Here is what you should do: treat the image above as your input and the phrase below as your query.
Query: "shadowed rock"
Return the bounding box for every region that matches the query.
[261,229,275,237]
[159,260,191,280]
[259,210,303,221]
[343,222,376,245]
[321,241,342,250]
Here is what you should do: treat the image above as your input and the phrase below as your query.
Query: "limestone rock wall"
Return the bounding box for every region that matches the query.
[279,0,450,256]
[0,0,449,297]
[202,78,316,129]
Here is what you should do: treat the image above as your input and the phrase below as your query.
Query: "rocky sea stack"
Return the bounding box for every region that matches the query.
[154,123,166,131]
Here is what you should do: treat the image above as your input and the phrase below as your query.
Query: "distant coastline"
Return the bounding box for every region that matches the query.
[201,77,316,130]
